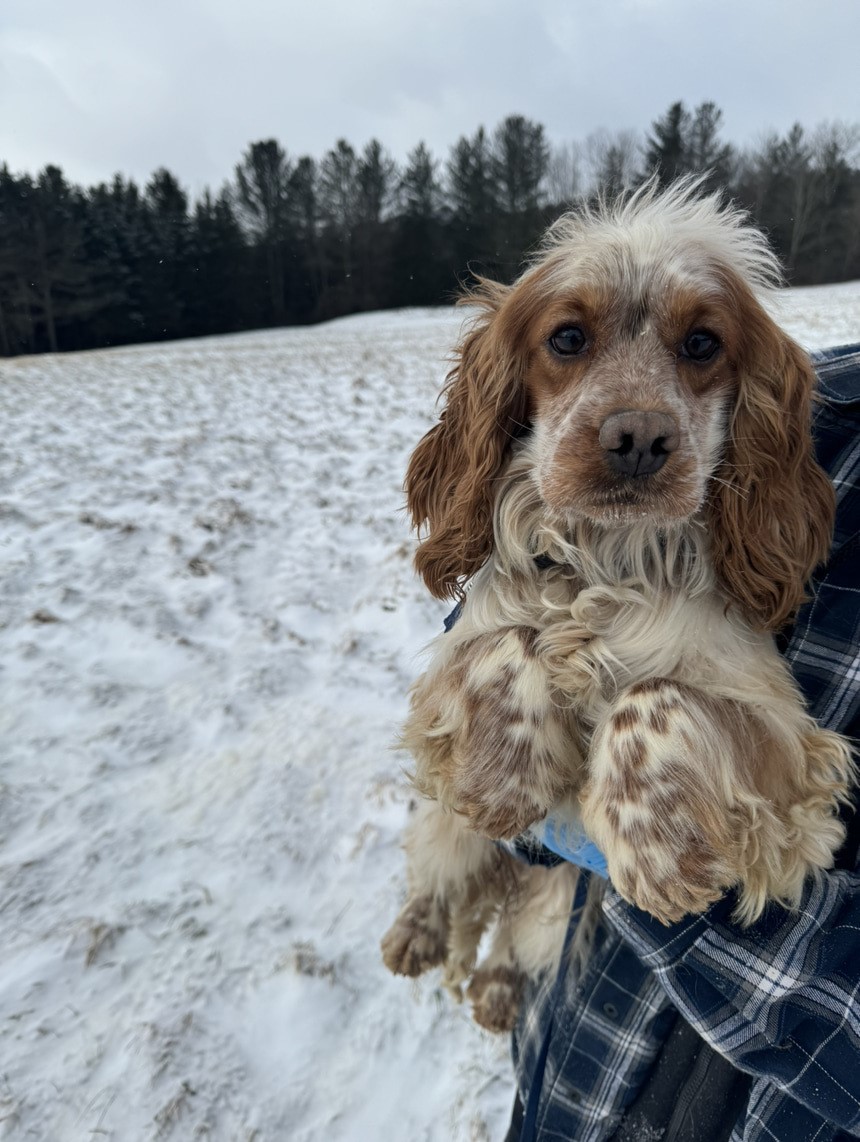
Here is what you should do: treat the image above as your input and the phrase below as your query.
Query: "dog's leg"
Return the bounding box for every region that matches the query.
[380,891,450,978]
[405,626,585,840]
[581,677,851,924]
[467,862,577,1032]
[443,889,498,996]
[381,798,501,978]
[581,678,742,924]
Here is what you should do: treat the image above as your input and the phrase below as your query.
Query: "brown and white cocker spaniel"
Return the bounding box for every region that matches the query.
[381,178,853,1033]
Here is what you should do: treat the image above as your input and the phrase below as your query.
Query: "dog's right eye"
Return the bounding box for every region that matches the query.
[548,327,587,356]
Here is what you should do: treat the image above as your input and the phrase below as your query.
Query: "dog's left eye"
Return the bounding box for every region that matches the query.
[548,326,587,356]
[681,330,721,362]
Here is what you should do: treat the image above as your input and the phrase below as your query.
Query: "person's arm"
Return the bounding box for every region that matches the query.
[603,871,860,1134]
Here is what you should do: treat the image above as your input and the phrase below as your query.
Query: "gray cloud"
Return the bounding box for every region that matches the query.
[1,0,858,194]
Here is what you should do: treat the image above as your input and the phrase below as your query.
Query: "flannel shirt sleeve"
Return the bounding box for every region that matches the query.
[603,871,860,1134]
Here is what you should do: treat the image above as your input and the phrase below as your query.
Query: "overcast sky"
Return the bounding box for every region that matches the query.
[1,0,858,196]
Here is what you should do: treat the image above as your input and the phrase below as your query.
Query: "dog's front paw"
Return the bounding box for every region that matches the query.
[606,838,728,925]
[439,625,580,839]
[467,965,526,1033]
[582,783,734,924]
[583,678,739,924]
[381,894,448,977]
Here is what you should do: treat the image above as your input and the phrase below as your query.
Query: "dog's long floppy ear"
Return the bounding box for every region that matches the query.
[708,285,834,633]
[405,279,530,599]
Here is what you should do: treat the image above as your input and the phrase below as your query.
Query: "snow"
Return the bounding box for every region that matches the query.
[1,284,858,1141]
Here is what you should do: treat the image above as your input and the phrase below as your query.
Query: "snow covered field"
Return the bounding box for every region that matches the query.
[1,282,858,1141]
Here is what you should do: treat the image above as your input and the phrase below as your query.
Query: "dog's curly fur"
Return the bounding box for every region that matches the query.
[381,178,853,1032]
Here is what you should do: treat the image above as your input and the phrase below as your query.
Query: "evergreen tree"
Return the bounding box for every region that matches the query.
[643,101,733,188]
[287,156,322,318]
[0,165,111,353]
[318,139,361,315]
[492,115,548,216]
[804,123,860,282]
[394,142,450,305]
[141,168,191,339]
[643,101,692,183]
[491,115,549,269]
[446,126,499,278]
[187,188,249,336]
[355,139,398,310]
[234,140,293,324]
[0,167,40,353]
[687,102,734,186]
[357,139,397,225]
[31,166,88,351]
[82,174,151,347]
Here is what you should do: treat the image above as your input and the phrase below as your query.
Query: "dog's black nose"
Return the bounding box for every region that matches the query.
[599,410,680,478]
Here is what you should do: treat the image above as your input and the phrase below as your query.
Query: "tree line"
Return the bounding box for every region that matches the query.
[1,101,858,356]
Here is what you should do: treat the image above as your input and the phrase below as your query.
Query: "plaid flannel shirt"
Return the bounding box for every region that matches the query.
[512,344,860,1142]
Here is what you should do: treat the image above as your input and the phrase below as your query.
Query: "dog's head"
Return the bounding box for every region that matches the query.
[406,178,834,630]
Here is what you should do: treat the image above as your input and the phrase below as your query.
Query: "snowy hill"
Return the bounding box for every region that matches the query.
[1,284,858,1141]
